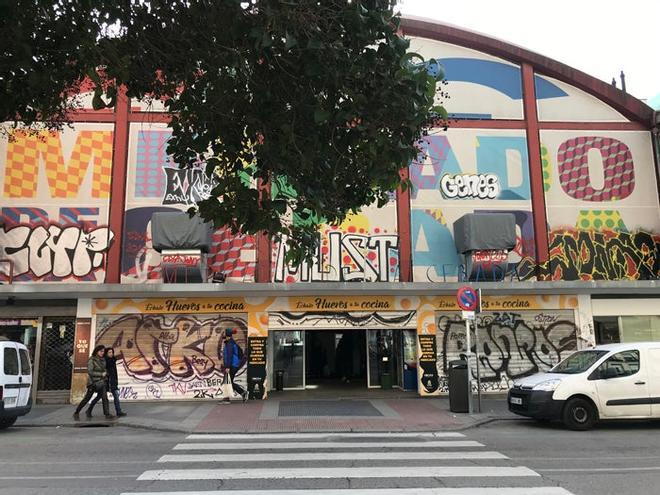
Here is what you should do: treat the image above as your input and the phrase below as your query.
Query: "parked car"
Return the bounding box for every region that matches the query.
[0,339,33,429]
[508,342,660,430]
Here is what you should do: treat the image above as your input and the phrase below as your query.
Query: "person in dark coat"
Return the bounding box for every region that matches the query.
[223,329,248,402]
[73,345,113,420]
[89,347,126,417]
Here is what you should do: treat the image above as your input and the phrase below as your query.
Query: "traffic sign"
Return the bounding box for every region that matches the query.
[462,310,476,320]
[456,286,479,312]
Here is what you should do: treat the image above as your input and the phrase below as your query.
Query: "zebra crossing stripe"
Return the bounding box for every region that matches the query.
[172,441,483,450]
[123,489,573,495]
[137,466,539,481]
[186,432,465,440]
[158,451,508,462]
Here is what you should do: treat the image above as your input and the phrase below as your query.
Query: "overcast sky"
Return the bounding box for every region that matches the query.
[397,0,659,102]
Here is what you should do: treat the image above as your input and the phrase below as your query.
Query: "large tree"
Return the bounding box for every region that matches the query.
[0,0,444,262]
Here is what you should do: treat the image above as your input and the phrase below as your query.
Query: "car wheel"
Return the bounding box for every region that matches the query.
[0,417,17,430]
[562,397,597,431]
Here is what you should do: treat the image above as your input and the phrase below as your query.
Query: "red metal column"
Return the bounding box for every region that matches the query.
[255,179,272,283]
[396,167,413,282]
[104,87,130,283]
[521,63,550,266]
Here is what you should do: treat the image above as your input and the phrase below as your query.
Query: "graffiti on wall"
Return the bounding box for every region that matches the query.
[440,174,500,200]
[124,129,256,282]
[163,167,217,206]
[121,206,256,282]
[437,311,577,392]
[1,127,113,282]
[95,314,247,400]
[0,223,113,280]
[518,229,660,281]
[410,135,530,201]
[411,129,659,283]
[274,230,399,283]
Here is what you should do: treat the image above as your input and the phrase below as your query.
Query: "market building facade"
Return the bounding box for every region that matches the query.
[1,17,658,404]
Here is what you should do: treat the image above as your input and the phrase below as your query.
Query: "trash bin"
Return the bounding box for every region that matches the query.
[448,359,469,413]
[380,372,392,389]
[275,370,284,391]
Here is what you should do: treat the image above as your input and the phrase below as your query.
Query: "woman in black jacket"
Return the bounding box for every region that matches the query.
[89,347,126,417]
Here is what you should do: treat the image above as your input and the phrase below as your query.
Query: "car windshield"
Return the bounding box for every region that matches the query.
[550,350,609,374]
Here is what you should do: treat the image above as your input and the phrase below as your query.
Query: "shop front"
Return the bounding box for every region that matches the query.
[267,311,418,391]
[70,293,587,402]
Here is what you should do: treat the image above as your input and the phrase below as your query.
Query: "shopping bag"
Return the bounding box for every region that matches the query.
[221,371,235,400]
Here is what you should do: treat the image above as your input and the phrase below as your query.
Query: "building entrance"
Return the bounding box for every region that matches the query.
[269,328,417,392]
[305,330,367,388]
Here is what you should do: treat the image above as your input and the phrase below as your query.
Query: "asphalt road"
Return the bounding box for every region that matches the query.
[0,418,658,495]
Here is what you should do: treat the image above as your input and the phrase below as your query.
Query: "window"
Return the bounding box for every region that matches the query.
[551,350,608,374]
[594,350,640,379]
[3,347,19,376]
[619,316,660,343]
[19,348,31,376]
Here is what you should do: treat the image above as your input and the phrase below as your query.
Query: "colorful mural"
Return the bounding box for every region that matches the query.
[95,313,248,401]
[272,207,399,283]
[410,129,534,281]
[0,126,114,282]
[537,130,660,281]
[122,124,256,283]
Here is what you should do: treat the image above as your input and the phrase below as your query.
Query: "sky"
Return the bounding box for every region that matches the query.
[397,0,659,103]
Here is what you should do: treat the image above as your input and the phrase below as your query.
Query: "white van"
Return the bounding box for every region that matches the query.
[0,339,33,429]
[508,342,660,430]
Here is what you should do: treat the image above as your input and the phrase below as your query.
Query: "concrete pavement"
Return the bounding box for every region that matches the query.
[16,395,515,433]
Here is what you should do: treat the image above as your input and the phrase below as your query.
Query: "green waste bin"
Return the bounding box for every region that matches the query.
[380,372,392,389]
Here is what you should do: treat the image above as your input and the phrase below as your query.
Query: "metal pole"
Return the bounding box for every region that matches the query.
[465,318,473,414]
[475,322,482,413]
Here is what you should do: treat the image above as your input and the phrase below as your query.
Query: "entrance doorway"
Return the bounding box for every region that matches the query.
[305,330,367,388]
[269,328,417,392]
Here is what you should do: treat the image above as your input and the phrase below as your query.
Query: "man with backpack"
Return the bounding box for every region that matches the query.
[222,328,248,402]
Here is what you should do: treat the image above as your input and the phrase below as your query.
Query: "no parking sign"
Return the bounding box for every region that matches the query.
[456,286,479,312]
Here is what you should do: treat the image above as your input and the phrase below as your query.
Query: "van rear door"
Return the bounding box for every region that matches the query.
[17,347,32,407]
[648,348,660,418]
[1,344,21,410]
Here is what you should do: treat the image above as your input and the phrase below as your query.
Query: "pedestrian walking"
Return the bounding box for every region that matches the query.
[73,344,114,420]
[222,329,248,402]
[88,347,126,417]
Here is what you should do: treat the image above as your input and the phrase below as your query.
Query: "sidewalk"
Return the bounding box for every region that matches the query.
[16,394,516,433]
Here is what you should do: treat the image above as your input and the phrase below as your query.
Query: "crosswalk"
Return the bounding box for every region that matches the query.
[121,431,575,495]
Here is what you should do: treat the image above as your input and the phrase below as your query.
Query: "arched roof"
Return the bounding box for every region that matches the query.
[401,16,655,126]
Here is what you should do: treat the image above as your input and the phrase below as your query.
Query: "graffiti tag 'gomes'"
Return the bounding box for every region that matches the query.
[440,174,500,199]
[0,224,113,279]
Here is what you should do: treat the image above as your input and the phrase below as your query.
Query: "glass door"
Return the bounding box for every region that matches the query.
[272,330,305,389]
[393,331,403,388]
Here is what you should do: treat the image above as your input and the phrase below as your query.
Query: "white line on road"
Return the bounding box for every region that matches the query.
[122,488,574,495]
[0,475,138,480]
[186,432,465,440]
[158,451,508,462]
[538,466,660,473]
[172,441,484,450]
[137,466,539,481]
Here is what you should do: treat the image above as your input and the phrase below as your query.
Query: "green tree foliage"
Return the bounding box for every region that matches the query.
[0,0,444,263]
